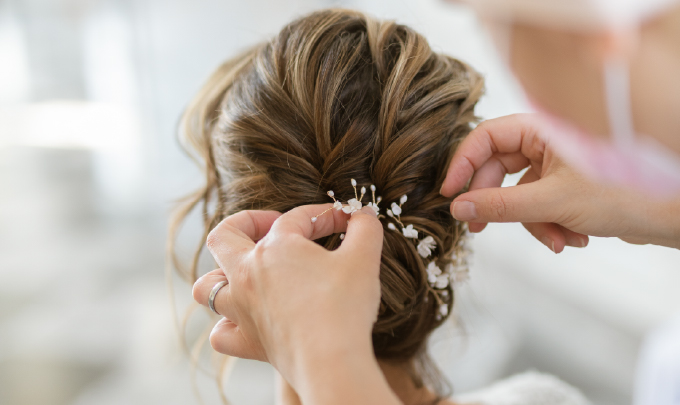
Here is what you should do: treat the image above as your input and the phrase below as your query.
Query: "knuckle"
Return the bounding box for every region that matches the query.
[250,242,268,268]
[475,119,491,134]
[488,192,509,221]
[206,228,221,251]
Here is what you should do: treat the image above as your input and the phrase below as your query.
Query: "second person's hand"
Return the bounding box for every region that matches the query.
[440,113,680,252]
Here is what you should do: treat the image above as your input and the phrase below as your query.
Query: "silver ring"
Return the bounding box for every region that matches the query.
[208,280,228,315]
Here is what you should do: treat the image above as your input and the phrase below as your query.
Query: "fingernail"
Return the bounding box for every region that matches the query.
[565,234,588,248]
[541,236,556,253]
[451,201,477,221]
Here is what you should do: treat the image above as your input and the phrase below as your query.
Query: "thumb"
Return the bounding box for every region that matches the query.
[336,206,384,272]
[450,181,557,224]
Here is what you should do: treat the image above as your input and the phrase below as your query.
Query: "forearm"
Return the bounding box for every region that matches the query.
[290,344,402,405]
[621,192,680,249]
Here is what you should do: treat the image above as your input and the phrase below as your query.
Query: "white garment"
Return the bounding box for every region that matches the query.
[634,314,680,405]
[454,372,590,405]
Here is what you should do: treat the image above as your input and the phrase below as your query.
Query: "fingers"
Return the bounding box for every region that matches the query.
[194,269,265,361]
[206,210,282,272]
[468,222,488,233]
[192,269,227,307]
[523,222,589,253]
[562,228,589,249]
[522,222,567,253]
[451,161,555,223]
[193,269,236,320]
[336,206,383,271]
[269,203,351,240]
[467,153,531,191]
[194,270,265,361]
[210,318,266,361]
[441,113,544,197]
[451,180,556,224]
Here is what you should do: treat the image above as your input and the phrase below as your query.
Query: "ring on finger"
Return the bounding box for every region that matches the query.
[208,280,229,315]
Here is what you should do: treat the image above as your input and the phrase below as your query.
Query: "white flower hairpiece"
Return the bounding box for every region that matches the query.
[311,179,381,223]
[311,179,471,320]
[417,236,436,258]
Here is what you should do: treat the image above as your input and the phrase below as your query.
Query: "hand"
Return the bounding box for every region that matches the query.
[440,113,680,252]
[192,204,402,404]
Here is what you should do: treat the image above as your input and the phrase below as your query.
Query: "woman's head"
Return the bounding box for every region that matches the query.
[175,8,483,394]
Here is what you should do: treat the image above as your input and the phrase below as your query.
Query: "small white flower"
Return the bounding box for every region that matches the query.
[402,224,418,238]
[441,290,449,297]
[439,304,448,317]
[360,186,366,195]
[342,198,362,214]
[435,274,449,289]
[370,185,376,192]
[339,233,345,240]
[386,209,394,217]
[400,195,408,204]
[311,217,317,223]
[417,236,436,258]
[427,261,442,276]
[333,201,343,210]
[327,190,334,197]
[426,262,442,284]
[351,178,357,187]
[387,223,397,231]
[376,196,382,203]
[367,202,380,215]
[390,202,402,216]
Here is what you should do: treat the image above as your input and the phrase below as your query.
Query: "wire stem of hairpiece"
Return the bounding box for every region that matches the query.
[311,207,334,223]
[311,190,340,223]
[428,286,445,307]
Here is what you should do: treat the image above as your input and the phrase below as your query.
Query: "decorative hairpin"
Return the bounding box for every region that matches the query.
[311,179,470,320]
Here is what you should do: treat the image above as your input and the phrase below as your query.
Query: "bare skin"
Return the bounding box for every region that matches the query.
[192,5,680,405]
[440,4,680,253]
[193,205,402,405]
[276,362,458,405]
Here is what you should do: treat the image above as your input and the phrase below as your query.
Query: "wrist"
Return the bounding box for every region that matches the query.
[647,196,680,248]
[292,344,401,405]
[621,191,680,249]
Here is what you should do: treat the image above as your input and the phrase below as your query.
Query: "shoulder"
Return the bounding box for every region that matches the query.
[449,371,591,405]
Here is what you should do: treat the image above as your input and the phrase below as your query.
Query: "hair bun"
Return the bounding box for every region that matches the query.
[175,8,483,396]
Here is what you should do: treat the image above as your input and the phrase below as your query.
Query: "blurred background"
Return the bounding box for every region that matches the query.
[1,0,679,404]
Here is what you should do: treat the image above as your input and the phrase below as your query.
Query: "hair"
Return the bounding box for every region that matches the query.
[169,8,483,402]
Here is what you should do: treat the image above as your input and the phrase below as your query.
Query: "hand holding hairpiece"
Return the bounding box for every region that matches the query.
[311,179,471,320]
